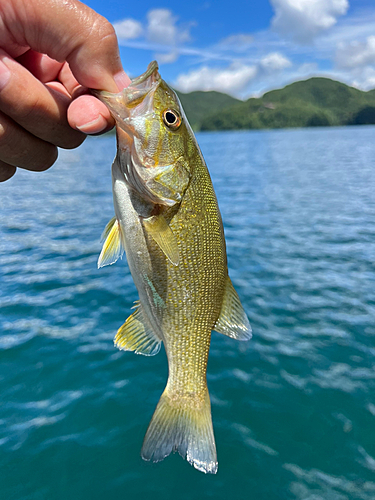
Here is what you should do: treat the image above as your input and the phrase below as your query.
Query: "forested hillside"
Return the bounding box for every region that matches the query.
[176,78,375,131]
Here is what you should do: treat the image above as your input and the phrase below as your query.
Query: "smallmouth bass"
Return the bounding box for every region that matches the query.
[95,61,252,474]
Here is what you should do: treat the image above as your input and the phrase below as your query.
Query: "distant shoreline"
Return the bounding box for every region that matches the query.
[175,77,375,132]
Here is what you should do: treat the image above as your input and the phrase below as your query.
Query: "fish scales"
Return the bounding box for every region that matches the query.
[95,61,252,474]
[158,155,226,396]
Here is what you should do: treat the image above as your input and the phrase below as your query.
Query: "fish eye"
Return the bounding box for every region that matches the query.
[162,109,182,130]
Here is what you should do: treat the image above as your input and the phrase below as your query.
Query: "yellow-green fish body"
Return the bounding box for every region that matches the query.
[96,62,251,473]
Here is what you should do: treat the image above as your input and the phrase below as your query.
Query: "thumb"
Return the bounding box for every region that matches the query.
[0,0,130,91]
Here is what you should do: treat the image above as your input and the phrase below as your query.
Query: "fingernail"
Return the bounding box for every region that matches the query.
[114,71,131,91]
[76,115,107,134]
[0,59,11,90]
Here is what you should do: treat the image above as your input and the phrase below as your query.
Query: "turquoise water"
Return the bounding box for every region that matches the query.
[1,127,375,499]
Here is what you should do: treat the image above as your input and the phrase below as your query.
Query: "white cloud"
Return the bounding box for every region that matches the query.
[260,52,292,71]
[146,9,191,46]
[221,34,254,45]
[173,51,294,97]
[336,36,375,69]
[155,51,179,64]
[352,67,375,90]
[334,36,375,90]
[113,9,194,64]
[174,64,258,95]
[297,62,319,74]
[270,0,349,43]
[113,19,143,40]
[218,34,254,52]
[317,11,375,49]
[111,6,375,96]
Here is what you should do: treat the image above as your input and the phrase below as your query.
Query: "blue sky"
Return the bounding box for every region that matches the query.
[84,0,375,98]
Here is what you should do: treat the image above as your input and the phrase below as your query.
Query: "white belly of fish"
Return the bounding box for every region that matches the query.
[111,158,164,342]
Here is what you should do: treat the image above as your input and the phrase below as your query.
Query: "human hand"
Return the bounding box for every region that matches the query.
[0,0,131,182]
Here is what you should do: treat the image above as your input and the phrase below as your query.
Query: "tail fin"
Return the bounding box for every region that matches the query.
[141,388,218,474]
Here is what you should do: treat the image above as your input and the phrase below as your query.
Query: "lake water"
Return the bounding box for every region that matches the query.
[1,126,375,500]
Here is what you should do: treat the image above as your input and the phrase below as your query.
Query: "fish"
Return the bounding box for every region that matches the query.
[94,61,252,474]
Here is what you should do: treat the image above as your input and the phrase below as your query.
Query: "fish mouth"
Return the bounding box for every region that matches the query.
[91,61,162,164]
[91,61,161,122]
[131,60,160,87]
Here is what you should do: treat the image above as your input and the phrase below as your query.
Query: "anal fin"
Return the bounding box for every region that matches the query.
[214,276,252,341]
[115,302,161,356]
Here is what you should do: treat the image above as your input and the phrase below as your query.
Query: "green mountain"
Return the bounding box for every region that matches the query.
[174,90,240,130]
[194,78,375,131]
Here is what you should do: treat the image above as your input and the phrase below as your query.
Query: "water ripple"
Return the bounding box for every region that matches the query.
[1,128,375,498]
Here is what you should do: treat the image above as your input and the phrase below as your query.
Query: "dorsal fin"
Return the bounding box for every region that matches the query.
[97,217,125,269]
[214,276,252,341]
[115,302,161,356]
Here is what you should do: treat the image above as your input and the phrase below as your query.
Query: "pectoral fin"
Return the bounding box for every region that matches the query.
[142,215,179,266]
[101,216,117,241]
[214,276,252,341]
[98,217,125,269]
[115,302,161,356]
